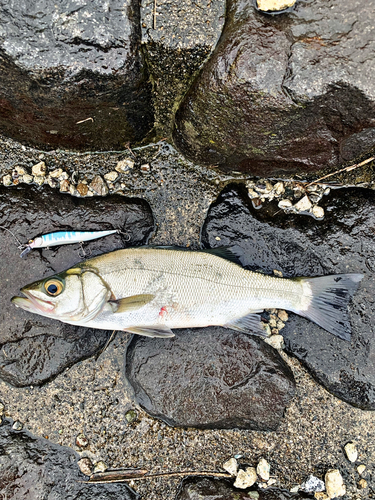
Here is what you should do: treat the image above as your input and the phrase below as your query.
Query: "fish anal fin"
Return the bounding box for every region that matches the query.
[125,326,175,338]
[224,312,267,337]
[110,294,155,313]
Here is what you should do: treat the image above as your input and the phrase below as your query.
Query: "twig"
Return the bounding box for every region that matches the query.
[76,117,94,124]
[153,0,157,29]
[85,470,232,484]
[306,156,374,187]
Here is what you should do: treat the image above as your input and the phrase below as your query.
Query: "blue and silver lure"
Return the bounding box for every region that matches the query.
[20,230,118,258]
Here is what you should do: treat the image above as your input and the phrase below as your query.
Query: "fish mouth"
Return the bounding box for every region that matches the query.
[11,289,55,314]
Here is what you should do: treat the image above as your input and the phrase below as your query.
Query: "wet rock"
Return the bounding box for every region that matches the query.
[0,419,138,499]
[176,476,306,499]
[174,0,375,175]
[126,327,295,430]
[89,175,109,197]
[78,457,94,477]
[32,162,47,177]
[0,185,153,386]
[0,1,153,150]
[201,185,375,409]
[301,475,325,493]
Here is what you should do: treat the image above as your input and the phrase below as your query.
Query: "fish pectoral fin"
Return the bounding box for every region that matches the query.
[224,312,267,337]
[125,326,175,338]
[109,294,155,313]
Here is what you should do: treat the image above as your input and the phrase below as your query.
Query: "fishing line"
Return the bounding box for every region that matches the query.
[0,225,25,249]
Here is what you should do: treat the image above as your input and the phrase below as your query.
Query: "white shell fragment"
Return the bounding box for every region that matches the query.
[233,467,258,489]
[344,442,358,462]
[223,457,238,476]
[257,0,296,11]
[32,161,47,177]
[325,469,346,498]
[293,195,312,212]
[278,199,292,209]
[257,458,270,481]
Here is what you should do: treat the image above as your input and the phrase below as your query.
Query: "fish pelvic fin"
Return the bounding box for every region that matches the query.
[125,326,175,338]
[295,273,363,341]
[224,312,267,337]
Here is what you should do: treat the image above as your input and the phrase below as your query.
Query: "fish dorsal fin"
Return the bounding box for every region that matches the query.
[201,247,242,265]
[110,294,155,314]
[224,312,267,337]
[125,326,175,338]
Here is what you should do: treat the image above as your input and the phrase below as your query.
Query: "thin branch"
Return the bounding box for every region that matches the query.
[153,0,157,29]
[306,156,374,187]
[85,470,232,484]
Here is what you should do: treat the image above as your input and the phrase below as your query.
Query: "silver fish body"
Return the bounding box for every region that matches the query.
[12,247,363,340]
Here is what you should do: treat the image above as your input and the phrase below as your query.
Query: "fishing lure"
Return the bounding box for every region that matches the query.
[20,230,118,258]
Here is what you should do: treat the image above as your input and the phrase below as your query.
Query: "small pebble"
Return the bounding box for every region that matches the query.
[273,269,283,278]
[267,478,276,486]
[140,163,150,172]
[59,172,69,181]
[344,442,358,462]
[264,334,284,350]
[2,174,12,186]
[314,493,329,500]
[125,409,137,423]
[290,486,299,493]
[257,0,296,11]
[49,168,63,178]
[14,166,27,176]
[357,464,366,475]
[215,236,221,241]
[325,469,346,498]
[278,310,288,322]
[76,433,89,448]
[257,458,270,481]
[223,457,238,476]
[312,205,325,219]
[247,493,259,500]
[59,179,70,192]
[273,181,285,195]
[93,461,107,473]
[233,467,257,489]
[302,475,325,493]
[22,174,33,184]
[104,171,118,182]
[33,176,45,186]
[278,199,292,209]
[12,421,23,431]
[32,161,46,176]
[90,175,108,196]
[276,320,285,330]
[46,177,58,188]
[78,457,93,476]
[77,183,89,197]
[323,187,331,196]
[357,478,367,489]
[293,195,312,212]
[248,189,259,199]
[69,184,78,196]
[115,159,134,173]
[0,401,4,416]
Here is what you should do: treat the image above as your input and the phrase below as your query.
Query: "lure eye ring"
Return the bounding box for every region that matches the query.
[44,278,64,296]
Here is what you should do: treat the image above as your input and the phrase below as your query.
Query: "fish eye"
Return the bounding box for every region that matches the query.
[44,279,64,296]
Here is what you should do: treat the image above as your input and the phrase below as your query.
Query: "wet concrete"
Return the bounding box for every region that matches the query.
[202,184,375,410]
[126,328,295,431]
[0,185,153,386]
[0,418,139,499]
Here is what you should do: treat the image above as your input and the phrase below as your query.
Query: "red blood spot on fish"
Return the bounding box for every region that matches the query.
[159,306,167,318]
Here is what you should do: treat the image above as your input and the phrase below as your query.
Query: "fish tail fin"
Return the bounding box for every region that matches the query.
[295,273,363,341]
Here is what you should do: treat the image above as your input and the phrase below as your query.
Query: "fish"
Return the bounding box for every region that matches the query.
[20,230,118,258]
[11,246,363,341]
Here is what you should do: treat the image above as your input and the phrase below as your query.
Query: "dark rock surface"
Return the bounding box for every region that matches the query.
[174,0,375,175]
[202,185,375,409]
[0,418,139,499]
[176,477,308,499]
[0,185,153,386]
[0,0,153,150]
[125,327,295,430]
